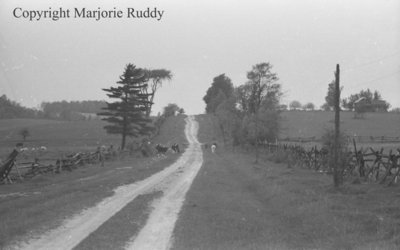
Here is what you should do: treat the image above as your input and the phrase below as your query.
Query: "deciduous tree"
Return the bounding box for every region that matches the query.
[143,69,172,116]
[323,80,336,110]
[203,74,234,113]
[19,128,30,141]
[245,62,280,163]
[163,103,180,117]
[289,100,302,110]
[215,96,241,145]
[303,102,315,111]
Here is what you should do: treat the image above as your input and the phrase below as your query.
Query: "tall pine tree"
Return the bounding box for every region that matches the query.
[99,63,153,150]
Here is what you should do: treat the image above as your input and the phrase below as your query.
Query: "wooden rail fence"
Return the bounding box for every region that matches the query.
[265,142,400,186]
[1,148,118,184]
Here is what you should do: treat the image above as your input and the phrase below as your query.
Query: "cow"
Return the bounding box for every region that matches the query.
[171,143,180,153]
[211,143,217,153]
[155,144,169,155]
[20,147,29,152]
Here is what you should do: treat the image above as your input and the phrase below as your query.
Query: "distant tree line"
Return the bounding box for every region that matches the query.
[341,88,390,112]
[0,95,38,119]
[322,83,391,112]
[287,86,392,113]
[40,100,107,120]
[0,95,109,120]
[284,101,316,111]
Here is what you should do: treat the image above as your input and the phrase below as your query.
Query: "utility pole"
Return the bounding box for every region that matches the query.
[333,64,341,187]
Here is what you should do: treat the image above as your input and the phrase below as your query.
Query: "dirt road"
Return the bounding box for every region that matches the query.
[11,115,203,250]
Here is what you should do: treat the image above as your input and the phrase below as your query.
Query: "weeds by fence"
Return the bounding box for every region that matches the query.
[1,147,129,184]
[266,142,400,186]
[1,139,176,184]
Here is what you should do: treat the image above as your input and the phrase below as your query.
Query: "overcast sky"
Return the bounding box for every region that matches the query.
[1,0,399,114]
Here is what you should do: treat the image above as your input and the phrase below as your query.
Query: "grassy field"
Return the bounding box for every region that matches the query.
[171,114,400,250]
[0,115,188,162]
[280,110,400,139]
[0,119,121,159]
[196,111,400,148]
[0,115,187,248]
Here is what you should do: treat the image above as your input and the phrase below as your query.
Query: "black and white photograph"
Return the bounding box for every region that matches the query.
[1,0,400,249]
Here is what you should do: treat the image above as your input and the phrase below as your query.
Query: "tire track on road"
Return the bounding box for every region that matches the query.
[125,115,203,250]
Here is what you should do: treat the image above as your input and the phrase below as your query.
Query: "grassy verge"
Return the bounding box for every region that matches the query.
[172,148,400,250]
[171,114,400,250]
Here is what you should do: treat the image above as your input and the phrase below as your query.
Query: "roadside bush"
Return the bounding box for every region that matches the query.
[321,129,352,176]
[19,128,30,141]
[321,129,348,149]
[153,115,166,136]
[268,150,289,164]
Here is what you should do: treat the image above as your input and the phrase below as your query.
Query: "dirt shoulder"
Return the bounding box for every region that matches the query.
[172,148,400,250]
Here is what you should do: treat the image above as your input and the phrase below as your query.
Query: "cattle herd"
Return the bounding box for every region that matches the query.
[155,143,180,155]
